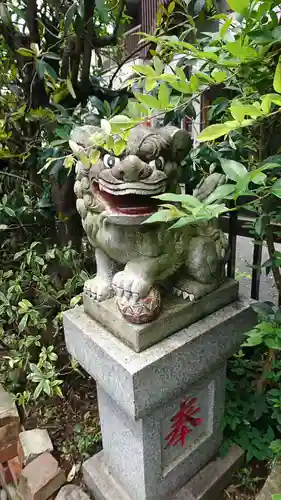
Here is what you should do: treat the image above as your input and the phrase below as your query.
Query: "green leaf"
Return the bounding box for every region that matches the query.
[89,150,100,164]
[113,139,126,156]
[220,18,232,38]
[274,56,281,94]
[227,0,249,15]
[168,216,195,230]
[155,193,201,206]
[265,337,281,349]
[145,78,158,92]
[16,48,36,57]
[49,139,68,147]
[42,52,60,60]
[242,333,263,346]
[153,57,164,75]
[4,206,16,217]
[226,41,257,60]
[133,65,155,77]
[220,158,248,182]
[33,381,44,400]
[70,295,82,307]
[272,178,281,199]
[43,379,51,396]
[36,60,47,79]
[143,210,178,224]
[158,82,170,108]
[273,27,281,41]
[67,78,76,98]
[272,495,281,500]
[250,170,266,185]
[212,70,227,83]
[18,314,28,332]
[230,104,263,122]
[205,184,235,204]
[134,93,162,110]
[65,2,77,32]
[36,60,57,80]
[197,123,237,142]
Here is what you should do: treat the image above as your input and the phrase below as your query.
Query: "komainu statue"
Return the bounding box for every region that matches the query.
[71,124,227,324]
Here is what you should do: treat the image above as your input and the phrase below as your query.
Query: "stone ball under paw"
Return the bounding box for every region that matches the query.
[117,287,161,324]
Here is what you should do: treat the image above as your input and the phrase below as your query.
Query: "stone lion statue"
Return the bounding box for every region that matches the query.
[70,124,227,323]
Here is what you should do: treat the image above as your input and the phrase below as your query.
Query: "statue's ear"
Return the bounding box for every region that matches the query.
[169,128,192,161]
[70,125,102,149]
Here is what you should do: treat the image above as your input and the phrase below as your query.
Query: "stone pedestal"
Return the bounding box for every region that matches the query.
[63,295,256,500]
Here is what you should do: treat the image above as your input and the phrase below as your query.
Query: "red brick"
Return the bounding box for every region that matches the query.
[0,422,20,448]
[18,452,65,500]
[8,456,21,485]
[0,462,12,485]
[0,440,18,464]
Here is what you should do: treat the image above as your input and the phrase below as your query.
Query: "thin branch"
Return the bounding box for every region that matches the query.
[108,41,151,88]
[0,170,43,190]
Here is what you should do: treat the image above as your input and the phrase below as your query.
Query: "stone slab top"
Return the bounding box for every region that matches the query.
[64,297,256,419]
[0,385,19,428]
[83,279,239,352]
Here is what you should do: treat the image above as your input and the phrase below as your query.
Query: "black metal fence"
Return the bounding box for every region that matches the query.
[220,211,281,304]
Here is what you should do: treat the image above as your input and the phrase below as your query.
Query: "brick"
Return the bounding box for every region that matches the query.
[18,429,53,467]
[0,386,19,429]
[0,423,20,448]
[18,452,65,500]
[0,463,12,485]
[0,441,17,464]
[8,457,21,485]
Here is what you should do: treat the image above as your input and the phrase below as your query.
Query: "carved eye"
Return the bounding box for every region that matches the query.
[149,157,165,170]
[104,154,118,169]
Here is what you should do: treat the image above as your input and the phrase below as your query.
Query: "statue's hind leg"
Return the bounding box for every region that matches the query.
[173,236,226,301]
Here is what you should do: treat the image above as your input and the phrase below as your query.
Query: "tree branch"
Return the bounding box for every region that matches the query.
[92,0,125,47]
[81,0,95,88]
[26,0,40,44]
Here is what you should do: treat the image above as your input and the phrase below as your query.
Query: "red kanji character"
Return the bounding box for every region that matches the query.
[164,397,203,448]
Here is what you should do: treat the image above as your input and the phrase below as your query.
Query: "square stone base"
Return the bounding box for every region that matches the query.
[83,445,244,500]
[84,279,239,352]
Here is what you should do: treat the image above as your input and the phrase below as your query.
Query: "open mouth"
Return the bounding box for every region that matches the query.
[93,182,162,216]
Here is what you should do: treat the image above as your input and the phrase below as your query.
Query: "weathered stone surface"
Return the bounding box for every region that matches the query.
[83,279,239,351]
[0,386,19,430]
[84,445,244,500]
[0,441,17,464]
[64,297,256,500]
[55,485,90,500]
[71,123,227,325]
[172,444,245,500]
[64,298,256,420]
[256,461,281,499]
[18,452,65,500]
[18,429,53,466]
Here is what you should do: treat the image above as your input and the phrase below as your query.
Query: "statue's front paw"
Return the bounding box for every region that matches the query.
[112,271,151,300]
[84,277,114,302]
